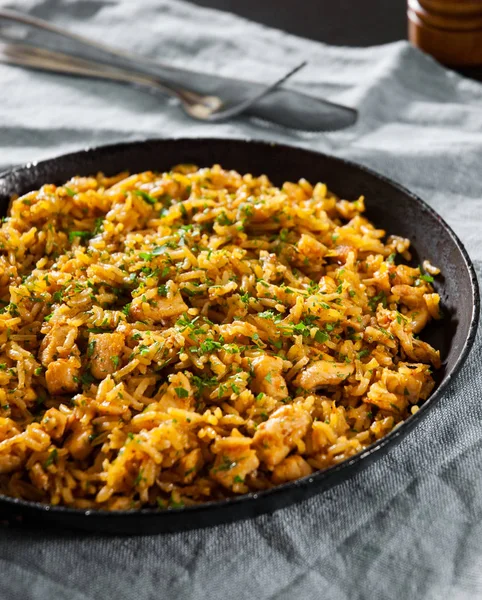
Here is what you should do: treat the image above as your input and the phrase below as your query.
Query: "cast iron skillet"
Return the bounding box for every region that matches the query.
[0,138,478,534]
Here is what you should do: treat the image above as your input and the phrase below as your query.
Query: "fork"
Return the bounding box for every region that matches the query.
[0,8,305,122]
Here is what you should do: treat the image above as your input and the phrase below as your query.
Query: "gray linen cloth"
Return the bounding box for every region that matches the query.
[1,1,482,599]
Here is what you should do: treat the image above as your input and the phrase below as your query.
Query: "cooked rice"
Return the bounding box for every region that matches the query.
[0,164,442,510]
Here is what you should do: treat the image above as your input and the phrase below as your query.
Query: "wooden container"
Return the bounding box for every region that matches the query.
[408,0,482,66]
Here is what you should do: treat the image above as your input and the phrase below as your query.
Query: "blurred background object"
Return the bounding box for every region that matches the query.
[193,0,482,78]
[408,0,482,66]
[192,0,407,46]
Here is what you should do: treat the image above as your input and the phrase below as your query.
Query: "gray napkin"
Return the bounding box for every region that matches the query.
[1,1,482,599]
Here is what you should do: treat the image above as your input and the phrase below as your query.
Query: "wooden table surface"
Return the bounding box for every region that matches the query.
[191,0,482,80]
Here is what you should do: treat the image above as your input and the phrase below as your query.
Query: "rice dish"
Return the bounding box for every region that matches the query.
[0,164,442,510]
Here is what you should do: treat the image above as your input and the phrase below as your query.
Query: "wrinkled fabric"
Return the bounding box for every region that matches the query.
[1,1,482,599]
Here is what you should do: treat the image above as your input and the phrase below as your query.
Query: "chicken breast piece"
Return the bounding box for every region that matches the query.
[271,455,313,484]
[251,355,288,400]
[366,380,405,414]
[39,325,78,366]
[65,421,93,460]
[391,284,425,309]
[293,234,327,271]
[89,332,125,380]
[157,372,194,411]
[391,321,441,368]
[40,408,68,440]
[130,291,188,323]
[295,360,354,390]
[253,404,312,467]
[210,435,259,490]
[176,448,204,483]
[45,357,80,395]
[366,363,434,414]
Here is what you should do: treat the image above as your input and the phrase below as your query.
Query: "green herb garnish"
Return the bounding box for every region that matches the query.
[69,231,91,243]
[44,449,58,468]
[174,387,189,398]
[134,190,156,205]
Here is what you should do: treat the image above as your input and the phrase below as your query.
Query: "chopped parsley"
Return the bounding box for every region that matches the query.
[169,495,185,509]
[213,456,237,472]
[199,338,222,353]
[44,449,58,468]
[134,469,145,485]
[87,340,96,357]
[93,217,104,235]
[192,375,218,396]
[368,292,387,311]
[314,329,330,344]
[174,387,189,398]
[134,189,157,205]
[81,371,95,386]
[68,231,91,243]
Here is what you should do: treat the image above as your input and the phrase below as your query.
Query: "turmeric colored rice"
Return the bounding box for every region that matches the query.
[0,164,442,510]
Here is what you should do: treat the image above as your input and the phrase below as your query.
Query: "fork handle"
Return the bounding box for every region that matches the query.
[0,8,217,108]
[0,8,177,71]
[0,7,230,101]
[0,41,211,108]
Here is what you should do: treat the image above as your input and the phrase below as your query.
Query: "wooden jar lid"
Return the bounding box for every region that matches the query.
[420,0,482,16]
[408,0,482,65]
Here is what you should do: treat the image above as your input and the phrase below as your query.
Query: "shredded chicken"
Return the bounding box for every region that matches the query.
[295,360,354,390]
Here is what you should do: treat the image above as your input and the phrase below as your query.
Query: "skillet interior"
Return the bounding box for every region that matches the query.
[0,138,478,534]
